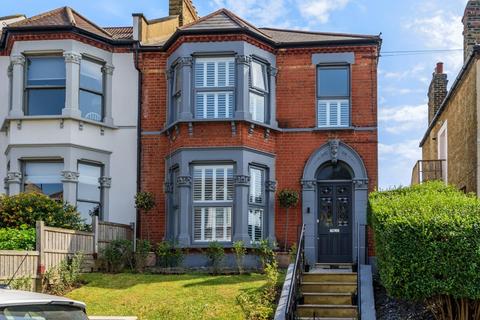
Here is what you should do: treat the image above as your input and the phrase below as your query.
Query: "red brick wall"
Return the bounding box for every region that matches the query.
[139,35,379,250]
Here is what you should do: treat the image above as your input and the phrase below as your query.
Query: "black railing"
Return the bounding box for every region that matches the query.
[285,224,306,320]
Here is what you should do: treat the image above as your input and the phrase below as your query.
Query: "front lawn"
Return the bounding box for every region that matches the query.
[66,273,269,320]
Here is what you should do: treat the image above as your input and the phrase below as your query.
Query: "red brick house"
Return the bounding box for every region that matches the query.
[136,0,381,266]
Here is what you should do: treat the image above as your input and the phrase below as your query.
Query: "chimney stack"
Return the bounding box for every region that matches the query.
[463,0,480,61]
[169,0,199,26]
[427,62,448,124]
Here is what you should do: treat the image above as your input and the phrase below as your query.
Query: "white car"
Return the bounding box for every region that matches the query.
[0,288,87,320]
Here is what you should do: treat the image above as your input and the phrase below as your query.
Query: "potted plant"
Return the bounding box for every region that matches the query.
[134,191,156,241]
[278,189,299,251]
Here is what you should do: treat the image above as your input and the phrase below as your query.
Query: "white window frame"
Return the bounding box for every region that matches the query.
[437,120,448,183]
[249,59,269,123]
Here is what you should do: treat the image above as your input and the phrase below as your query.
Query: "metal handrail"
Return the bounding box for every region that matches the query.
[285,224,306,320]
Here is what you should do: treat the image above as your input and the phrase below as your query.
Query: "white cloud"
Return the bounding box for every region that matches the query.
[297,0,351,24]
[381,87,425,95]
[379,140,422,189]
[381,63,426,81]
[379,104,427,134]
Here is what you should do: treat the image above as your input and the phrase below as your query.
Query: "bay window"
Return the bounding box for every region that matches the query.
[248,167,265,243]
[194,57,235,119]
[171,64,182,122]
[192,165,234,242]
[25,57,66,115]
[77,162,102,222]
[23,161,63,200]
[249,60,268,123]
[79,59,104,121]
[317,66,350,128]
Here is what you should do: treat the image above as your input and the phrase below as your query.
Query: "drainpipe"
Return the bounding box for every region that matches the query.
[134,41,143,245]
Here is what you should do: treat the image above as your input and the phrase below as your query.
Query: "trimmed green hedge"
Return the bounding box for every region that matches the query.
[0,225,36,250]
[0,192,87,231]
[369,181,480,301]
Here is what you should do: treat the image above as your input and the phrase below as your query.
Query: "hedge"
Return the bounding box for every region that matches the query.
[369,181,480,301]
[0,192,87,231]
[0,225,36,250]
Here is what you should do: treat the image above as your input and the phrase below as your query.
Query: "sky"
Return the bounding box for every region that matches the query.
[0,0,469,189]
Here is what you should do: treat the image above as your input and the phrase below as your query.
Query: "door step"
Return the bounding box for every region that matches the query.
[315,263,354,270]
[297,304,358,318]
[302,292,353,305]
[301,281,357,294]
[303,272,357,283]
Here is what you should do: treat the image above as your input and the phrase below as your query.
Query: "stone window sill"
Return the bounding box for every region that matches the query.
[2,115,118,131]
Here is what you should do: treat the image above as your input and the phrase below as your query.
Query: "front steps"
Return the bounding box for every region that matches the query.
[296,263,358,319]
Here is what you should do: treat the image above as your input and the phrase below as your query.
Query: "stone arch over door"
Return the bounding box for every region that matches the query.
[301,140,369,265]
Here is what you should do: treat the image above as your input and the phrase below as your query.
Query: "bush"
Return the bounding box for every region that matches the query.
[156,240,185,268]
[205,241,224,274]
[43,253,84,295]
[233,241,246,274]
[101,240,133,273]
[369,181,480,319]
[0,193,87,230]
[0,225,36,250]
[134,239,152,273]
[254,239,275,269]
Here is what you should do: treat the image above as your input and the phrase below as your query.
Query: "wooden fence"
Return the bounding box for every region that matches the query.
[0,217,134,289]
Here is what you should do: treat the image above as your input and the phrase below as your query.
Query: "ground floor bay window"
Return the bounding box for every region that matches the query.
[23,161,63,200]
[77,162,103,223]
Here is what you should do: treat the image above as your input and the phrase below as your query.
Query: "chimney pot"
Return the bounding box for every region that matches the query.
[436,62,444,74]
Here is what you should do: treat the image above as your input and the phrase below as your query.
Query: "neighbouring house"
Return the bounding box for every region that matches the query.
[136,0,381,267]
[0,8,138,225]
[414,0,480,194]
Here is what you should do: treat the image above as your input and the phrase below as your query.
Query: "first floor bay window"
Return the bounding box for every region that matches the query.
[80,58,104,121]
[77,162,102,222]
[23,161,63,200]
[193,165,233,242]
[248,167,265,243]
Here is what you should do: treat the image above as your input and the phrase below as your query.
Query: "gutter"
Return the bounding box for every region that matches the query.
[419,46,480,147]
[133,41,142,239]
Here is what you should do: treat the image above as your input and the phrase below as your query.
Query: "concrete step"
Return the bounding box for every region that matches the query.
[301,281,357,294]
[303,292,353,305]
[315,263,354,270]
[297,304,358,318]
[303,272,357,283]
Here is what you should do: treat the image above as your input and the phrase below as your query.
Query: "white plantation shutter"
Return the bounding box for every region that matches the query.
[194,207,232,241]
[249,92,265,123]
[193,166,233,202]
[249,167,264,204]
[317,99,349,128]
[195,92,234,119]
[195,58,235,88]
[248,209,263,243]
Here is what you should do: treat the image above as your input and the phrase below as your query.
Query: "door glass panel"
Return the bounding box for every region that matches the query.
[337,197,349,227]
[319,197,333,227]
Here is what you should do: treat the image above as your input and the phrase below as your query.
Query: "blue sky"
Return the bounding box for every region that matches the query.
[1,0,469,189]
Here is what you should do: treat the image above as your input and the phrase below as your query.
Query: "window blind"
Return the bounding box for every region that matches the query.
[317,99,349,128]
[194,207,232,241]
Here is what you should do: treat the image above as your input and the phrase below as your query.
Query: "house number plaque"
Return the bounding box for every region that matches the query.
[329,228,340,233]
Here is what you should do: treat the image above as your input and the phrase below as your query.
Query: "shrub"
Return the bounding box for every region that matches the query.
[289,243,298,263]
[135,192,156,240]
[101,240,133,273]
[237,260,280,320]
[254,239,276,270]
[233,240,246,274]
[43,253,84,295]
[369,181,480,319]
[278,189,299,250]
[156,240,185,268]
[0,225,35,250]
[134,239,152,273]
[0,193,87,230]
[8,276,32,291]
[205,241,224,274]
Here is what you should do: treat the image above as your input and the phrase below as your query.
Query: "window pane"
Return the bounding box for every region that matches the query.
[78,163,101,202]
[27,89,65,115]
[77,201,100,224]
[195,58,235,88]
[249,92,265,123]
[24,162,63,200]
[317,100,349,128]
[248,209,263,243]
[193,166,234,202]
[251,61,266,91]
[318,67,349,97]
[80,59,103,92]
[194,207,232,241]
[249,167,264,204]
[79,90,103,121]
[27,57,65,86]
[174,66,182,94]
[195,92,233,119]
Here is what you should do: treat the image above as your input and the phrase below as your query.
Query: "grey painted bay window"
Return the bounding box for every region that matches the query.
[23,161,63,200]
[79,59,104,121]
[194,57,235,119]
[317,66,350,128]
[77,162,102,223]
[248,167,265,243]
[192,165,234,242]
[171,64,182,122]
[25,57,66,115]
[249,60,268,123]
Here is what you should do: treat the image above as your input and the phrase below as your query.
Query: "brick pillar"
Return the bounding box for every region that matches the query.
[427,62,448,124]
[463,0,480,61]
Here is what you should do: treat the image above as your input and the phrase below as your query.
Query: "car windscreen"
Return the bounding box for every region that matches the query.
[0,304,88,320]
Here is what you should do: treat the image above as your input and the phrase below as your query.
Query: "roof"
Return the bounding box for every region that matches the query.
[419,46,480,147]
[6,7,132,42]
[0,289,85,309]
[173,8,380,48]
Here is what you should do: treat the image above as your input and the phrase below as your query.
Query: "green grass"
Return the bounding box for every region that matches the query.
[66,273,268,320]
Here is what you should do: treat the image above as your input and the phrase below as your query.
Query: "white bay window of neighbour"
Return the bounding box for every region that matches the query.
[317,66,350,128]
[80,59,104,122]
[23,162,63,200]
[193,165,233,242]
[194,58,235,119]
[77,163,102,223]
[26,57,66,115]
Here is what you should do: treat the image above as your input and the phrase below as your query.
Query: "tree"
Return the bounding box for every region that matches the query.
[277,189,299,251]
[134,191,156,240]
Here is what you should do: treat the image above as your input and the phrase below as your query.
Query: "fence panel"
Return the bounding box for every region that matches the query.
[0,250,39,282]
[97,220,134,253]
